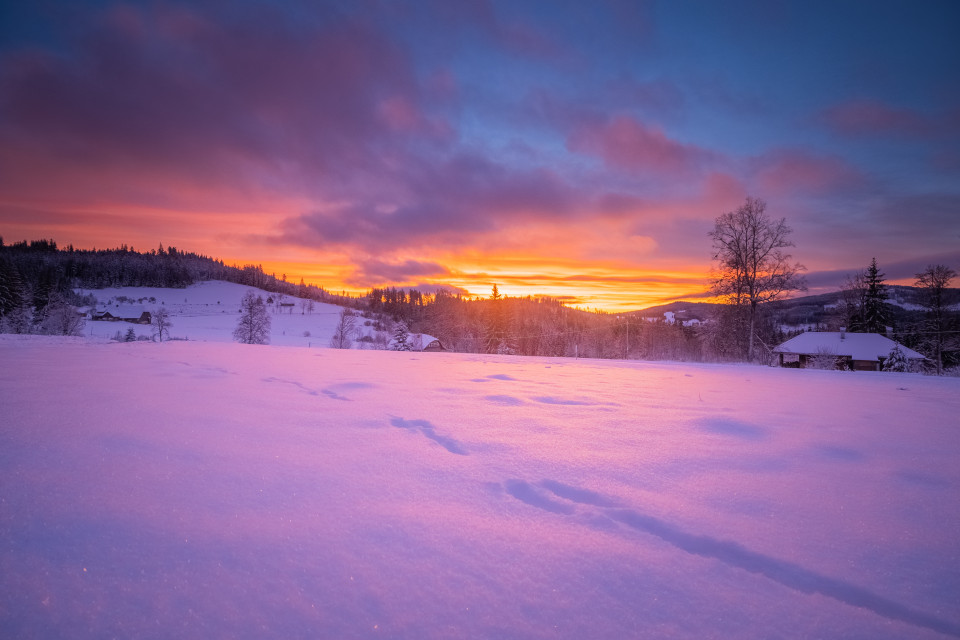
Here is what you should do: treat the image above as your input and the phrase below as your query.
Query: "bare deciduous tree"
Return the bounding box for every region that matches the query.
[710,197,806,361]
[152,307,172,342]
[234,291,271,344]
[914,264,957,375]
[330,308,356,349]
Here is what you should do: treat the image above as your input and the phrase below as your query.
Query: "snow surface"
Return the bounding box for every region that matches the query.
[2,336,959,639]
[78,280,434,350]
[78,281,347,347]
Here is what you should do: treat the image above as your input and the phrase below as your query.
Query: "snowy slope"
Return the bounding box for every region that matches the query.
[78,280,349,347]
[2,337,959,639]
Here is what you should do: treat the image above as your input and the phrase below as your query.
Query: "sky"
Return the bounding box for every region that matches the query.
[1,0,958,310]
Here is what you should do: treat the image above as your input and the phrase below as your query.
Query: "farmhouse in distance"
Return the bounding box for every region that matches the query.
[773,331,925,371]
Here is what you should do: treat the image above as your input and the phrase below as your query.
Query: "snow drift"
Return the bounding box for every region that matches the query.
[1,336,958,639]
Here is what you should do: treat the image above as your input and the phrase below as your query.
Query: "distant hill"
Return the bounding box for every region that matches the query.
[0,237,358,308]
[631,284,960,328]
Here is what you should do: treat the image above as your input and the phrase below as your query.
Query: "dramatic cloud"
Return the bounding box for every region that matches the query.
[348,258,451,287]
[567,115,716,177]
[0,3,431,207]
[749,149,868,197]
[817,100,933,138]
[278,152,580,252]
[0,1,956,309]
[805,250,960,293]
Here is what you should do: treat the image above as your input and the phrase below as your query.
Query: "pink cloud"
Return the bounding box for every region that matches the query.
[751,149,867,197]
[702,172,748,207]
[425,68,459,102]
[497,21,568,61]
[347,258,452,287]
[377,96,454,141]
[567,115,715,176]
[427,0,572,63]
[818,99,932,137]
[604,77,684,116]
[0,4,438,211]
[278,152,582,253]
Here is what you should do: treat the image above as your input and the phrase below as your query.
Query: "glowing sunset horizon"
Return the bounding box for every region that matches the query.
[1,1,957,310]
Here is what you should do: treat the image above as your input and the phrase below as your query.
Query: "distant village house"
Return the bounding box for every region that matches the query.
[422,338,448,352]
[773,331,924,371]
[91,306,152,325]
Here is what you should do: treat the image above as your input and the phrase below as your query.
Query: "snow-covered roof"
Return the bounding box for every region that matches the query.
[774,332,924,361]
[388,333,439,351]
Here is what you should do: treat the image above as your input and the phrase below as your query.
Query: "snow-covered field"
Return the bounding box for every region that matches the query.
[2,335,958,638]
[79,280,350,347]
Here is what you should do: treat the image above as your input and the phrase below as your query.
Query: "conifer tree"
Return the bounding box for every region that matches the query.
[0,256,26,322]
[882,344,908,372]
[1,303,32,334]
[861,258,889,334]
[391,320,412,351]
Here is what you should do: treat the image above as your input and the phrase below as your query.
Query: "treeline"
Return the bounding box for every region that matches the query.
[3,237,956,372]
[0,237,358,301]
[366,272,957,372]
[701,257,959,372]
[365,286,703,360]
[0,237,355,334]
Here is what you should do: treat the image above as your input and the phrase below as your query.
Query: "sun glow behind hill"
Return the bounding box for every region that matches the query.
[251,254,712,311]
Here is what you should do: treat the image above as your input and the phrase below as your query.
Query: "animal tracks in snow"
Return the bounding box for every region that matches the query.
[470,373,518,383]
[504,480,574,514]
[261,377,377,401]
[694,416,767,440]
[500,478,960,639]
[471,372,619,407]
[262,376,320,396]
[390,417,469,456]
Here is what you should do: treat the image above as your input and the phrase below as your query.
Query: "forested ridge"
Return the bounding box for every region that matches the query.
[1,237,956,370]
[0,237,350,304]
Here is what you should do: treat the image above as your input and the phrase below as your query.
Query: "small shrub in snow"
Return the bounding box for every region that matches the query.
[496,340,516,355]
[882,345,908,372]
[809,348,841,370]
[40,297,85,336]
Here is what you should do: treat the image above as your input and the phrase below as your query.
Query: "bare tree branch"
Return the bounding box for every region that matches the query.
[709,197,806,361]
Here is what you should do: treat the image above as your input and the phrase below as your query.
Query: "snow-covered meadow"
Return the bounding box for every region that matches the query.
[78,280,352,347]
[2,335,959,639]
